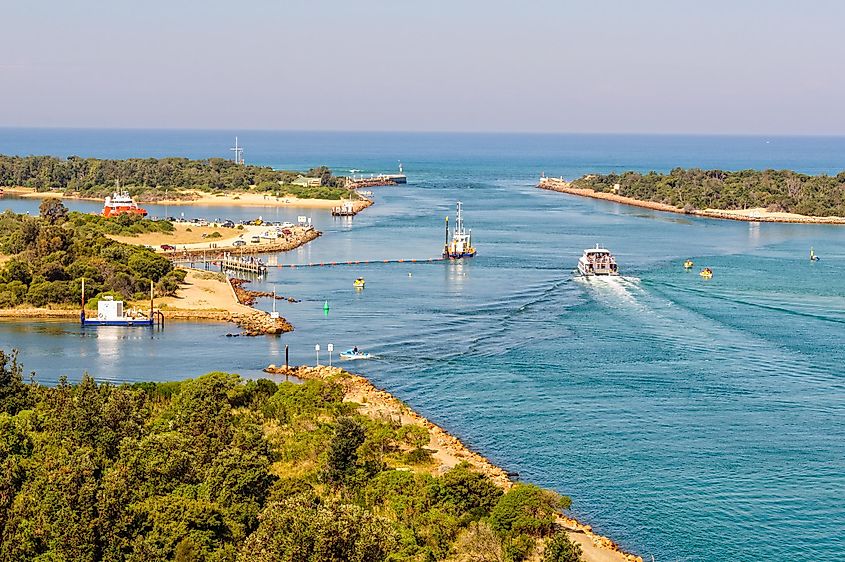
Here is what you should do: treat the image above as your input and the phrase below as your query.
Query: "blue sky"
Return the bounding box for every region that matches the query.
[2,0,844,134]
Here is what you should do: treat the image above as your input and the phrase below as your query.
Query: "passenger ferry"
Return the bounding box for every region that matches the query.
[103,191,148,218]
[443,201,476,259]
[577,245,619,276]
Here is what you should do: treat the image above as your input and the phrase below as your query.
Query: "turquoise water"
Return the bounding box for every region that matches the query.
[1,130,844,560]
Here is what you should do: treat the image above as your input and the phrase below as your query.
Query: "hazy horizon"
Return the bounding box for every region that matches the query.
[3,0,844,135]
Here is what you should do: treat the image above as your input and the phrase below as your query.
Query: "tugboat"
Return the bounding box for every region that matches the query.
[577,245,619,276]
[103,190,148,218]
[443,201,476,259]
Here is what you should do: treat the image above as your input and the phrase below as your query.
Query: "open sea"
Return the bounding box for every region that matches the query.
[1,129,844,561]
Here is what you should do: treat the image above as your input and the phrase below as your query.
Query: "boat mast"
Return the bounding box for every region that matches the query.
[455,201,464,236]
[445,215,449,253]
[149,280,154,317]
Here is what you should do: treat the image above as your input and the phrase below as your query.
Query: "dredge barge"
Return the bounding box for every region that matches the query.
[80,279,163,327]
[443,201,476,259]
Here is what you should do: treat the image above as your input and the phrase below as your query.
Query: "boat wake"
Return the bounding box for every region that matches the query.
[575,274,645,310]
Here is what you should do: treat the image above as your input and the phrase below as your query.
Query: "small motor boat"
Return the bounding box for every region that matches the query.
[684,259,694,269]
[353,277,365,288]
[699,267,713,279]
[339,348,373,360]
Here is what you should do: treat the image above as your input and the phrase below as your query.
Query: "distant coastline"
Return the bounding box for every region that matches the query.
[538,177,845,225]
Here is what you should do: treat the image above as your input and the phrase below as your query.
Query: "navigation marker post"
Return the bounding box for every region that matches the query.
[327,343,334,367]
[315,344,320,366]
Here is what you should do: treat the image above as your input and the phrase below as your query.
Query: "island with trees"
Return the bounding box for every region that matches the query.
[539,168,845,223]
[0,352,608,562]
[0,155,358,203]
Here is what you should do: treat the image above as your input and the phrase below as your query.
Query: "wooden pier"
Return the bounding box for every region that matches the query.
[220,253,268,275]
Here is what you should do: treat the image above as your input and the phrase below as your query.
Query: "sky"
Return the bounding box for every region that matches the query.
[2,0,844,134]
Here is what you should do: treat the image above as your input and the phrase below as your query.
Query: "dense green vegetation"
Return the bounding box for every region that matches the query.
[0,356,583,561]
[0,155,350,200]
[572,168,845,216]
[0,201,183,308]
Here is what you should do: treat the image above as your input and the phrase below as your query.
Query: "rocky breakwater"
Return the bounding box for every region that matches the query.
[262,364,642,562]
[229,278,299,307]
[231,311,292,336]
[227,278,294,336]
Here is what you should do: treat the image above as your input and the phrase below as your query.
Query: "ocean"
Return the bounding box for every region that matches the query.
[1,128,844,560]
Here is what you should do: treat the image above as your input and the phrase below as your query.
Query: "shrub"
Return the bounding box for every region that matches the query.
[543,532,583,562]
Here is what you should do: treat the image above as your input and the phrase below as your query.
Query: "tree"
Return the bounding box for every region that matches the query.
[322,417,365,485]
[239,495,398,562]
[39,198,68,224]
[432,463,503,516]
[543,532,583,562]
[489,484,567,538]
[0,350,31,415]
[128,251,172,282]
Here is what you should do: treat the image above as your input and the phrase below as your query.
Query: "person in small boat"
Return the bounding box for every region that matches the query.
[353,346,358,354]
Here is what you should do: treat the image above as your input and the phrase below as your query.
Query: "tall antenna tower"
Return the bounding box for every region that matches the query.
[230,136,244,165]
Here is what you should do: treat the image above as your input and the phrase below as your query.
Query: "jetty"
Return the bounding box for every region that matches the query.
[331,200,358,217]
[346,164,407,189]
[220,252,267,275]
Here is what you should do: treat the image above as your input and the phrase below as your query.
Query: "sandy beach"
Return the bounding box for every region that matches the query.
[0,269,292,335]
[538,177,845,225]
[108,223,320,254]
[266,364,642,562]
[3,186,374,212]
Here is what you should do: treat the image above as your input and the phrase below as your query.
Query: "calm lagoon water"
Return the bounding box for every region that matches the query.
[1,129,844,560]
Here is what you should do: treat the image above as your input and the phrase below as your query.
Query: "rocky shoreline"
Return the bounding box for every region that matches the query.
[265,364,642,562]
[538,177,845,225]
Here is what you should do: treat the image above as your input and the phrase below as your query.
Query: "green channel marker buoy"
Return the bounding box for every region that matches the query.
[323,300,330,316]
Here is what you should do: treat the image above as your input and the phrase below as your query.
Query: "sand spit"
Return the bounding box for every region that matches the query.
[264,365,641,562]
[0,270,292,336]
[3,187,374,212]
[538,177,845,225]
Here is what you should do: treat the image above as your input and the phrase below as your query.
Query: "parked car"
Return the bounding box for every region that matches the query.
[232,239,246,247]
[250,235,261,244]
[160,244,176,251]
[280,222,295,228]
[282,229,292,236]
[222,220,235,228]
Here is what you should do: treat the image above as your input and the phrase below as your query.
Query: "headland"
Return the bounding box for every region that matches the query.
[266,364,643,562]
[538,176,845,225]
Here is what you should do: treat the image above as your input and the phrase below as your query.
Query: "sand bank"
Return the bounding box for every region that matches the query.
[147,269,292,335]
[155,189,374,211]
[265,364,641,562]
[538,177,845,225]
[109,223,320,254]
[0,270,292,335]
[3,187,373,212]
